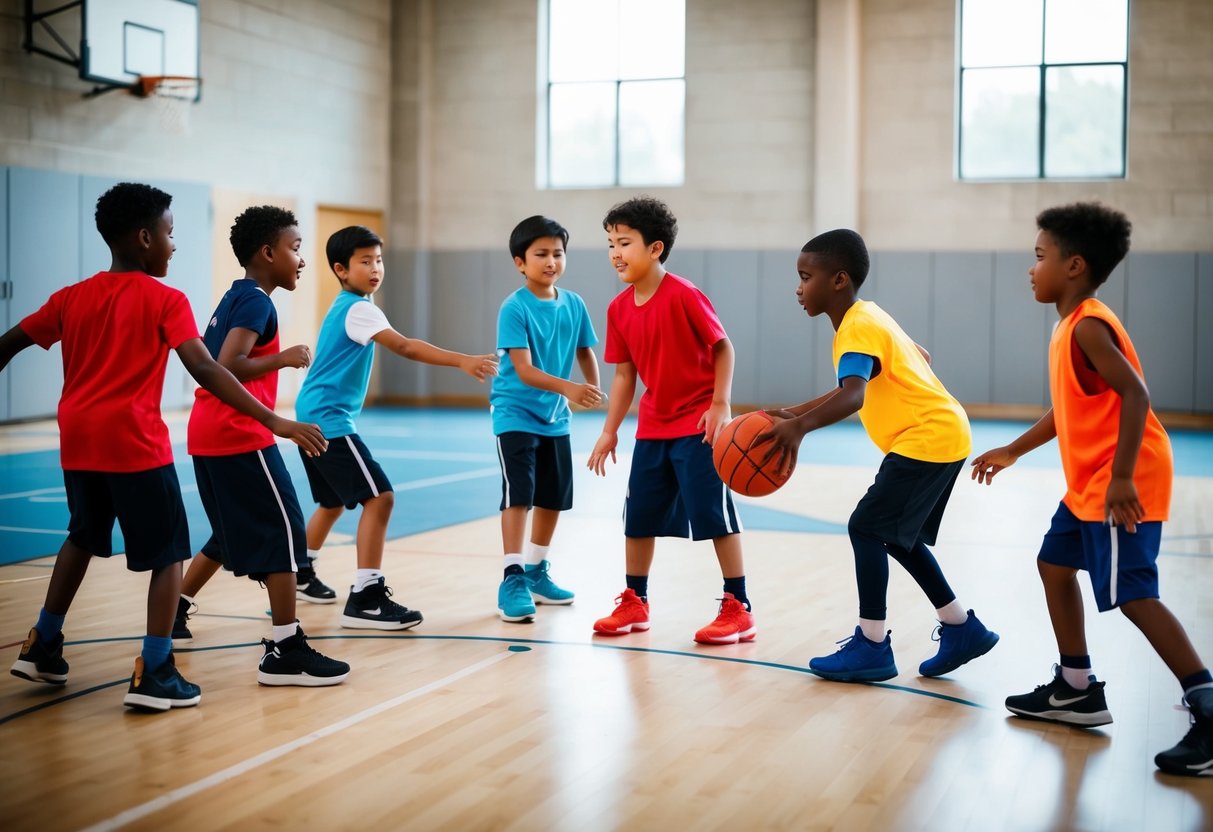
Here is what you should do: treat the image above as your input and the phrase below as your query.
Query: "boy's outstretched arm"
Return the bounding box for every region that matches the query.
[697,337,735,445]
[508,347,603,408]
[0,325,35,373]
[373,329,498,381]
[755,376,866,477]
[576,346,602,392]
[216,327,310,381]
[1073,317,1149,531]
[588,362,636,476]
[176,338,327,456]
[971,409,1056,484]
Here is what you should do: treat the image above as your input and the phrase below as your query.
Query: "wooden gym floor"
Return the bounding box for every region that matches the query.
[0,409,1210,831]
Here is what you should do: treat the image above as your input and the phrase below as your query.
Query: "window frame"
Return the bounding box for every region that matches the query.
[956,0,1130,182]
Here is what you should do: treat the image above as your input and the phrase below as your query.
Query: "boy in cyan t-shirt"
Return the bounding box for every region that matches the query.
[491,215,602,622]
[295,226,498,629]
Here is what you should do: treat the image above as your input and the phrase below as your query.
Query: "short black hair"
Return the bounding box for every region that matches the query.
[603,196,678,263]
[509,215,569,260]
[801,229,870,289]
[327,225,383,273]
[94,182,172,246]
[1036,202,1131,287]
[230,205,299,267]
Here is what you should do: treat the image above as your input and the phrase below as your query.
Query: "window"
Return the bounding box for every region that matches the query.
[541,0,685,189]
[957,0,1128,180]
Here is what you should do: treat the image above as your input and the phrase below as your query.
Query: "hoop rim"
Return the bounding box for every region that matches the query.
[131,75,202,98]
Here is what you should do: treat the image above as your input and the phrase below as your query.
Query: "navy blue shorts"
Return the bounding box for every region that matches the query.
[63,465,191,571]
[1037,501,1161,612]
[849,453,964,551]
[194,445,308,578]
[299,433,393,510]
[495,432,573,511]
[624,435,742,540]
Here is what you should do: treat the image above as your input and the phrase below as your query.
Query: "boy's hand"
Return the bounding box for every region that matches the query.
[1105,476,1143,533]
[567,382,605,409]
[279,344,312,369]
[269,416,328,457]
[461,353,499,382]
[697,401,732,445]
[752,411,805,479]
[588,432,618,476]
[970,446,1019,484]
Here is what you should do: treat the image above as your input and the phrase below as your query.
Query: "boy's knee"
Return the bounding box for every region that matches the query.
[368,491,395,512]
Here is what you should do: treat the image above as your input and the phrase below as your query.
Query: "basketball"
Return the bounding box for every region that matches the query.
[712,410,792,497]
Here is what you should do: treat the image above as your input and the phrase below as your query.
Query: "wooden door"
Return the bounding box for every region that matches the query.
[314,206,385,333]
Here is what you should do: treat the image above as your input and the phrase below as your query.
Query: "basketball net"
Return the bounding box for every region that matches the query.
[132,76,200,137]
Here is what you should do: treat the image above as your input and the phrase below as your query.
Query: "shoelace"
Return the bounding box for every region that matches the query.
[929,625,943,643]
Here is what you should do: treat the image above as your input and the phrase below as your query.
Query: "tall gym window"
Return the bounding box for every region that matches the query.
[540,0,685,189]
[958,0,1128,180]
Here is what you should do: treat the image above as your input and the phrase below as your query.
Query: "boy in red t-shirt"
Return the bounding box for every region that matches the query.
[1,183,327,712]
[588,196,754,644]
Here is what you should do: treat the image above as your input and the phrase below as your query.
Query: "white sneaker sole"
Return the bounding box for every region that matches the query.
[532,594,574,605]
[695,626,758,645]
[257,670,349,687]
[1007,706,1113,727]
[123,692,201,710]
[499,609,536,622]
[10,660,67,684]
[593,622,650,635]
[339,615,423,631]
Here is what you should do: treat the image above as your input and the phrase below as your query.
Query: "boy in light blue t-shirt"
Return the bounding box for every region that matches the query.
[491,216,602,622]
[295,225,498,629]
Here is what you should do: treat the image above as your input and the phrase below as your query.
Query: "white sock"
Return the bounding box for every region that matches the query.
[859,618,887,643]
[524,542,549,566]
[503,554,524,571]
[353,569,384,593]
[936,601,968,626]
[307,548,320,563]
[271,622,299,644]
[1061,666,1092,690]
[180,593,195,605]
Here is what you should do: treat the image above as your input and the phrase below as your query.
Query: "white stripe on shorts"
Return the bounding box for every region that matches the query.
[495,436,512,508]
[256,449,297,574]
[1108,521,1119,606]
[346,435,380,498]
[720,481,742,534]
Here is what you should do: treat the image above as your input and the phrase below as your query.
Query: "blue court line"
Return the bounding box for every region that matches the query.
[0,632,985,725]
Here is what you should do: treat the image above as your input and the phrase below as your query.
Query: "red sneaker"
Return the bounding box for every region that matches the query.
[694,593,756,644]
[593,588,650,636]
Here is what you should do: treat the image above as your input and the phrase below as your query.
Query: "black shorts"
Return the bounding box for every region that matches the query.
[63,465,191,571]
[495,432,573,512]
[849,453,965,550]
[624,436,742,541]
[193,446,308,578]
[299,433,393,510]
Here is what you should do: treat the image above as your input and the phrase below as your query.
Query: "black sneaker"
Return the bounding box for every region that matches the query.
[1155,695,1213,777]
[123,655,201,711]
[258,628,350,687]
[10,627,69,685]
[1005,666,1113,727]
[340,577,423,631]
[296,569,338,605]
[172,597,195,645]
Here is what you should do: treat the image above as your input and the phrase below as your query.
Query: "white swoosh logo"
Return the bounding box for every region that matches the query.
[1048,693,1089,706]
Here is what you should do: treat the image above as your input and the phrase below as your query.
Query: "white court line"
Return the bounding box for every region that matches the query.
[0,525,65,535]
[391,467,499,491]
[80,650,516,832]
[374,449,496,462]
[0,486,64,501]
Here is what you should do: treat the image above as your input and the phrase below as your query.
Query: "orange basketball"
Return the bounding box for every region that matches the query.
[711,410,792,497]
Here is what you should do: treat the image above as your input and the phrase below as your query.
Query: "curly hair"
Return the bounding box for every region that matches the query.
[1036,202,1131,286]
[94,183,172,246]
[801,229,871,289]
[603,196,678,263]
[230,205,299,267]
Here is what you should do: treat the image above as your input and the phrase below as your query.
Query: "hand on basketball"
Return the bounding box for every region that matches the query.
[751,411,804,479]
[698,401,732,445]
[279,344,311,369]
[969,446,1018,484]
[588,432,617,476]
[462,353,499,382]
[271,417,328,457]
[568,382,605,409]
[1105,476,1143,533]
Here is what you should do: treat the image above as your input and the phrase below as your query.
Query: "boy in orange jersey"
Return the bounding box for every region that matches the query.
[972,203,1211,777]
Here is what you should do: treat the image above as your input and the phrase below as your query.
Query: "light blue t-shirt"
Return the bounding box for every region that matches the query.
[295,290,390,438]
[490,286,598,436]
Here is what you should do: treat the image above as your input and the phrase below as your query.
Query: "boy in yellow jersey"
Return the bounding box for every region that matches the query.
[972,203,1211,777]
[758,229,998,682]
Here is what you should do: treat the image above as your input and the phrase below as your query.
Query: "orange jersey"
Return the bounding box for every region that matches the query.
[1049,298,1172,521]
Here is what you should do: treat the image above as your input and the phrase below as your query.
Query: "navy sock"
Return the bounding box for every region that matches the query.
[1059,653,1092,670]
[504,563,524,578]
[1181,669,1213,697]
[723,576,749,610]
[35,609,65,641]
[625,574,648,600]
[141,636,172,672]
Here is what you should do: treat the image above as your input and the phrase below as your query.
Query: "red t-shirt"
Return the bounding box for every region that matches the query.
[604,272,728,439]
[20,271,200,472]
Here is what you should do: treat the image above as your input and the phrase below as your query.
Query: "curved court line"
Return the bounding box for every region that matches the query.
[1,632,985,725]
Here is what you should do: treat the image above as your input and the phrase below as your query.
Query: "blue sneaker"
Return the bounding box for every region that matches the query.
[525,560,574,605]
[123,655,201,711]
[918,610,999,677]
[498,573,536,622]
[808,626,898,682]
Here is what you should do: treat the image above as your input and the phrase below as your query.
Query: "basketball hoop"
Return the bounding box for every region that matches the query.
[131,75,201,136]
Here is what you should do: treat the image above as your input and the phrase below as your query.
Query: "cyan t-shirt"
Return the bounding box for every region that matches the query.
[490,286,597,436]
